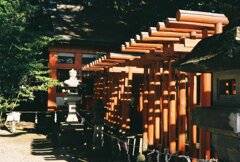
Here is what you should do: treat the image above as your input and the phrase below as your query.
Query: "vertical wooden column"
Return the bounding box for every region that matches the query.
[168,60,177,154]
[112,76,119,127]
[120,71,127,133]
[48,51,58,110]
[48,51,58,66]
[117,74,124,129]
[108,75,113,124]
[188,73,198,162]
[94,77,97,101]
[103,71,109,105]
[95,77,101,101]
[148,64,155,146]
[161,60,169,148]
[109,75,113,125]
[99,75,104,100]
[215,22,223,34]
[178,71,187,154]
[199,22,223,159]
[123,71,128,133]
[199,73,211,159]
[97,76,101,100]
[115,76,118,128]
[75,52,82,82]
[108,75,112,125]
[154,62,161,147]
[48,69,57,110]
[142,66,149,151]
[126,67,133,132]
[120,68,132,134]
[139,81,144,112]
[103,72,110,122]
[93,78,98,101]
[99,76,103,100]
[199,28,211,159]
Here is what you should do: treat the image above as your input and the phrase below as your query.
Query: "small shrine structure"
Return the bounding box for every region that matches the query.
[176,26,240,162]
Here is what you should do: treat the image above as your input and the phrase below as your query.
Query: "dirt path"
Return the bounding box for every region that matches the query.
[0,129,89,162]
[0,121,130,162]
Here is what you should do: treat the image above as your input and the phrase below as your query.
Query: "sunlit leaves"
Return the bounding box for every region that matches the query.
[0,0,59,113]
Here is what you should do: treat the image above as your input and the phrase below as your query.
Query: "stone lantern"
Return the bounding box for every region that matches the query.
[175,26,240,162]
[63,69,80,122]
[60,69,83,131]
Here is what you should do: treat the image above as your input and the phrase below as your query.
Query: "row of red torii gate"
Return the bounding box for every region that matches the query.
[82,9,229,161]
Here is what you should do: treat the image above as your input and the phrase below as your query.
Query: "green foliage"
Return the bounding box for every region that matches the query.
[0,0,59,113]
[75,0,239,38]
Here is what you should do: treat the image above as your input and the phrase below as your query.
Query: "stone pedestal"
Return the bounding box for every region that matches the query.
[59,93,83,134]
[192,108,240,162]
[64,95,81,122]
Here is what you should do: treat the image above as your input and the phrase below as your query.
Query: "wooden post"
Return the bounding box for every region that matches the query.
[103,71,109,105]
[112,76,119,127]
[99,75,104,100]
[47,50,58,111]
[94,77,100,100]
[93,81,96,99]
[199,27,212,159]
[199,72,211,159]
[162,60,169,148]
[199,22,223,159]
[178,71,187,154]
[108,75,114,124]
[126,67,133,132]
[154,62,161,147]
[104,72,110,122]
[121,72,128,134]
[168,60,177,154]
[139,82,144,112]
[188,73,198,162]
[215,22,223,34]
[47,69,57,110]
[117,75,124,129]
[142,66,149,151]
[148,64,155,146]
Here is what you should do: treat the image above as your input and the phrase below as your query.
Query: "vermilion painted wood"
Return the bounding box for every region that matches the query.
[199,28,211,159]
[162,60,169,148]
[142,66,149,151]
[168,60,177,154]
[176,10,229,25]
[178,72,187,154]
[148,64,155,146]
[154,62,161,147]
[188,74,198,162]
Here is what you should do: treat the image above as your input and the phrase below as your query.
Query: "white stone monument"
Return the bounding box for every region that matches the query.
[63,69,80,122]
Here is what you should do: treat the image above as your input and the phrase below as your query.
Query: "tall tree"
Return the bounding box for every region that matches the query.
[0,0,58,119]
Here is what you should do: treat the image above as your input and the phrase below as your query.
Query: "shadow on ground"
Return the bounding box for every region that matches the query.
[31,130,91,162]
[0,125,34,137]
[31,126,130,162]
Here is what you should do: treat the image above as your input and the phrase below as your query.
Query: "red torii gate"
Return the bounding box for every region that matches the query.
[121,9,227,160]
[83,9,228,160]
